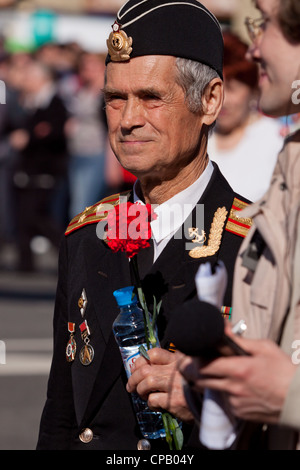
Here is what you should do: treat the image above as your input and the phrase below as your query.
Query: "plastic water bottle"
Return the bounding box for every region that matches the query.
[112,286,165,440]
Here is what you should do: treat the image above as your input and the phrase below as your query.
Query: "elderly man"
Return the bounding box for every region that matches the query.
[179,0,300,451]
[37,0,251,450]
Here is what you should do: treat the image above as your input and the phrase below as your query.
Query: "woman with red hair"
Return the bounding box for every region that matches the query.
[209,31,283,201]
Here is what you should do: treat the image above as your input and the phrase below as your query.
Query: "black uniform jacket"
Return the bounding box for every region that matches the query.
[37,163,251,450]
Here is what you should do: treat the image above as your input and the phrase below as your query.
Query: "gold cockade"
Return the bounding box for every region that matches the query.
[107,21,133,62]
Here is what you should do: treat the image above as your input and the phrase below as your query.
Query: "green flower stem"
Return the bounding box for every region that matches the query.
[130,255,183,451]
[130,257,150,349]
[137,286,157,348]
[130,256,157,348]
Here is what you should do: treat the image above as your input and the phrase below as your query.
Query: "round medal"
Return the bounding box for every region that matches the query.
[79,344,94,366]
[66,337,76,362]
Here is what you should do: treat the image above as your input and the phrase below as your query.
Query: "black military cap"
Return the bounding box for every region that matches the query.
[106,0,224,79]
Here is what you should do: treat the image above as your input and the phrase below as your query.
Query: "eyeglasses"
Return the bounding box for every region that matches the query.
[245,16,266,43]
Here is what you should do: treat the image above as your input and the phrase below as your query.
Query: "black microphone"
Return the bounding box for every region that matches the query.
[165,298,250,357]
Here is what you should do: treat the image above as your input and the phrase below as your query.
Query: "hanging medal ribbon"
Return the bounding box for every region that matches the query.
[79,320,94,366]
[66,322,76,362]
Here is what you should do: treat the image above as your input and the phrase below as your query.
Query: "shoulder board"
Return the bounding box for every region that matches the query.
[225,197,252,238]
[65,191,131,236]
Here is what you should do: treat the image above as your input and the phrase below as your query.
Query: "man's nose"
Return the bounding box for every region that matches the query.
[120,97,145,130]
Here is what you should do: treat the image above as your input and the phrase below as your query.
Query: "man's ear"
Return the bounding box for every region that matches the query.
[201,78,224,126]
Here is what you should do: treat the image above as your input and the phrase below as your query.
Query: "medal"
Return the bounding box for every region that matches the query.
[79,320,94,366]
[66,322,76,362]
[78,289,88,317]
[79,344,94,366]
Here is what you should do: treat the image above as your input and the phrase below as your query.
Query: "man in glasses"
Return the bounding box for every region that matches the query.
[179,0,300,450]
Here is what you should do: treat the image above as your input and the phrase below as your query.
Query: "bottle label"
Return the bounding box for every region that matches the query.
[120,344,147,378]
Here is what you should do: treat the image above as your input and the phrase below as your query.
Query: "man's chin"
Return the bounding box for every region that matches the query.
[258,93,283,118]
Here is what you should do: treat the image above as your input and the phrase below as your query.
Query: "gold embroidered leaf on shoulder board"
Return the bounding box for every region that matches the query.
[188,207,228,258]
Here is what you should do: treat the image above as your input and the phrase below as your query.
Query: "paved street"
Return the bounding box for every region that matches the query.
[0,242,58,450]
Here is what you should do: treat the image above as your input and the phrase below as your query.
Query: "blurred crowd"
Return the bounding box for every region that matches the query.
[0,34,299,273]
[0,41,135,272]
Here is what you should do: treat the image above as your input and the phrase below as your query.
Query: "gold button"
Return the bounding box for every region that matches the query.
[79,428,93,443]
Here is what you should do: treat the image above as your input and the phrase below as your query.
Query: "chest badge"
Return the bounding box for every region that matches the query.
[78,289,88,317]
[188,207,228,258]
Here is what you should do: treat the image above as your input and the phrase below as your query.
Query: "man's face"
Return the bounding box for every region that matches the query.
[249,0,300,117]
[104,55,205,180]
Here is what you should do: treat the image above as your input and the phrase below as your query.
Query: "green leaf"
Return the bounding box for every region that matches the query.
[169,418,184,450]
[161,413,183,450]
[153,296,157,324]
[162,413,173,450]
[174,426,184,450]
[139,344,150,361]
[137,287,147,311]
[152,297,162,328]
[169,415,183,450]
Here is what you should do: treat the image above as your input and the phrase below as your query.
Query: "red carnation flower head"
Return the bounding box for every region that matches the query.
[106,202,157,258]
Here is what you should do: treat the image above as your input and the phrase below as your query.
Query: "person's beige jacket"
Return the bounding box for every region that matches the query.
[231,129,300,446]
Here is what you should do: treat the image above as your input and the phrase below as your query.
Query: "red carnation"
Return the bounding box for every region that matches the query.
[106,202,156,258]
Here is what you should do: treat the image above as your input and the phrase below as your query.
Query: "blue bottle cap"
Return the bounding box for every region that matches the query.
[113,286,138,307]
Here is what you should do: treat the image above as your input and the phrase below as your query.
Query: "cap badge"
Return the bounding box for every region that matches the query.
[107,21,133,62]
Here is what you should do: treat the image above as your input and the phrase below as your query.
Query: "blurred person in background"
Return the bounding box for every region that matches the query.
[65,52,109,218]
[9,58,69,272]
[35,42,82,108]
[0,52,32,256]
[209,30,283,201]
[0,52,14,249]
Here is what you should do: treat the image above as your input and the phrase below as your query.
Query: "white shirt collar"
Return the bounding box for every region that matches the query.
[133,160,214,260]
